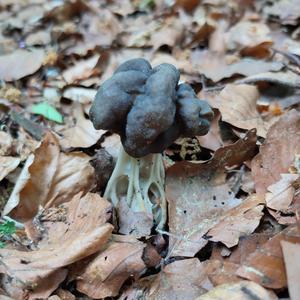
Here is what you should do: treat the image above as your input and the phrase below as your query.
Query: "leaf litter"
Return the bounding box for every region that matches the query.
[0,0,300,299]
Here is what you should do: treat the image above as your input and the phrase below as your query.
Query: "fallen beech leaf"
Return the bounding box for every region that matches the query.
[3,132,95,221]
[206,194,265,248]
[203,259,241,286]
[60,104,105,149]
[217,84,269,137]
[238,70,300,88]
[266,174,299,211]
[0,224,112,299]
[197,110,223,151]
[281,241,300,300]
[176,0,199,12]
[0,157,20,181]
[263,0,300,25]
[76,235,146,299]
[146,258,210,299]
[236,225,300,289]
[0,49,45,81]
[192,50,283,82]
[62,54,100,84]
[63,87,97,104]
[0,192,113,299]
[225,21,272,53]
[166,130,257,256]
[252,110,300,195]
[195,281,277,300]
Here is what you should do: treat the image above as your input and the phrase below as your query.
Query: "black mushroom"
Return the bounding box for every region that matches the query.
[89,58,213,235]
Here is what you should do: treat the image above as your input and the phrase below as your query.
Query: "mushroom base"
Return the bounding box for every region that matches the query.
[104,145,166,233]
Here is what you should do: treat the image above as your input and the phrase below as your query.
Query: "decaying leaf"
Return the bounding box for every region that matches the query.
[237,225,300,289]
[281,241,300,300]
[266,173,299,211]
[0,49,45,81]
[146,258,210,299]
[3,132,95,221]
[238,70,300,88]
[166,130,257,256]
[217,84,270,137]
[62,54,100,84]
[195,281,277,300]
[206,194,265,248]
[225,21,272,54]
[0,192,113,299]
[0,156,20,182]
[59,104,106,149]
[192,50,283,82]
[76,235,146,299]
[252,110,300,195]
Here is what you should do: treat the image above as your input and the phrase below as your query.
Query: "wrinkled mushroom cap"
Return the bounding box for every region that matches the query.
[90,58,213,157]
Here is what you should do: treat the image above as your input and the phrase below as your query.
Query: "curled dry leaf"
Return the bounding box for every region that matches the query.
[195,281,277,300]
[252,109,300,195]
[192,50,283,82]
[76,235,146,299]
[263,0,300,25]
[281,241,300,300]
[3,132,95,221]
[217,84,270,137]
[59,104,106,149]
[265,173,299,211]
[236,225,300,289]
[0,156,20,181]
[146,258,210,299]
[62,54,100,84]
[0,49,45,81]
[206,194,265,248]
[36,192,113,248]
[238,70,300,88]
[0,194,113,299]
[197,110,223,151]
[225,21,272,53]
[166,130,257,257]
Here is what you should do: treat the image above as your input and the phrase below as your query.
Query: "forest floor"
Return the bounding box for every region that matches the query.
[0,0,300,299]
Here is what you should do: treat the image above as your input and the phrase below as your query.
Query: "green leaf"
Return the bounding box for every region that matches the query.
[0,221,16,236]
[31,102,63,123]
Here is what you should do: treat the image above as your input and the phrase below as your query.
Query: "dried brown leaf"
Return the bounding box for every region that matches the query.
[59,104,105,149]
[146,258,210,299]
[0,156,20,181]
[266,174,299,211]
[0,192,113,299]
[195,281,277,300]
[252,109,300,195]
[281,241,300,300]
[3,132,95,221]
[166,130,257,256]
[76,235,146,299]
[206,194,265,248]
[236,225,300,289]
[0,49,45,81]
[217,84,270,137]
[225,21,272,53]
[62,87,97,104]
[192,51,282,82]
[62,54,100,84]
